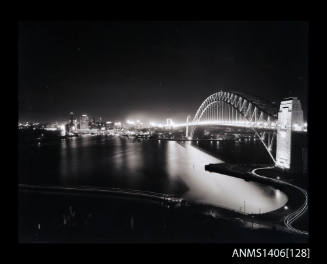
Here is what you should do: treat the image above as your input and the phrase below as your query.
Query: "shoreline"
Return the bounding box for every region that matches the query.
[204,163,308,235]
[18,181,308,239]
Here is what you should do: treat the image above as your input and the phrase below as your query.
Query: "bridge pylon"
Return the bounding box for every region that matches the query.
[186,115,191,139]
[275,97,304,170]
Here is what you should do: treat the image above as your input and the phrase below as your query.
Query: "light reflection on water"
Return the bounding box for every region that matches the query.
[24,136,288,214]
[167,141,287,214]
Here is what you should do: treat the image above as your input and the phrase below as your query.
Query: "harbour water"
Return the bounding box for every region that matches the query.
[19,135,288,214]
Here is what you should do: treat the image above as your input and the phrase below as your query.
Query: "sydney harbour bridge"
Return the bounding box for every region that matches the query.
[172,90,306,171]
[175,90,308,235]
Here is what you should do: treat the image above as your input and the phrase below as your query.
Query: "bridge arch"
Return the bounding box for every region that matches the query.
[189,90,279,163]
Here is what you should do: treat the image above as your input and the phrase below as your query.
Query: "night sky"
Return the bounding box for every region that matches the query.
[18,21,308,123]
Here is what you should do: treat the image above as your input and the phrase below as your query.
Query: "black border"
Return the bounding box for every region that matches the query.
[9,10,316,263]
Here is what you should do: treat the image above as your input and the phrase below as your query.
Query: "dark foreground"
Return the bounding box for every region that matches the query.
[19,187,307,243]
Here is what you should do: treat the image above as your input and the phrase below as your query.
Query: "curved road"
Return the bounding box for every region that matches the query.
[251,166,308,236]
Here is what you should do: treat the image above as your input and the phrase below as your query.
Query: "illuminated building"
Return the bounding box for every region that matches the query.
[80,114,89,130]
[105,121,114,130]
[69,112,75,125]
[114,122,122,132]
[89,117,96,129]
[59,124,66,137]
[97,117,105,129]
[68,112,78,132]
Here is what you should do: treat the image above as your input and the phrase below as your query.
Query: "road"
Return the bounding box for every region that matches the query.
[251,166,308,236]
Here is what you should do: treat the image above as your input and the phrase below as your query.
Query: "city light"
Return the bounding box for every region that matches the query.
[44,127,57,131]
[126,120,135,125]
[60,124,66,136]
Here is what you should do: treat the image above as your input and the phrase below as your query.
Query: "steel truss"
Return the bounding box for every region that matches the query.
[190,91,278,162]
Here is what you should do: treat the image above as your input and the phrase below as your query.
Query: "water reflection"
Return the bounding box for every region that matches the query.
[22,136,288,214]
[166,141,287,214]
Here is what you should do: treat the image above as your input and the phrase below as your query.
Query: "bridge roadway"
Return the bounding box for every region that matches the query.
[173,121,277,130]
[251,167,308,236]
[165,120,307,132]
[149,138,241,142]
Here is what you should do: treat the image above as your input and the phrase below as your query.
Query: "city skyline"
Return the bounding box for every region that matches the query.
[18,21,308,122]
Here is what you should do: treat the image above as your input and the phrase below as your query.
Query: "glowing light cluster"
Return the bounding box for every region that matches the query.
[149,122,164,128]
[126,120,136,125]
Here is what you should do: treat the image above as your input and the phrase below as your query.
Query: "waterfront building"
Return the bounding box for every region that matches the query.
[105,121,114,131]
[67,112,78,132]
[80,114,89,130]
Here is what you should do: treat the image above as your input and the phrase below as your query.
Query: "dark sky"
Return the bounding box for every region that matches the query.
[18,21,308,123]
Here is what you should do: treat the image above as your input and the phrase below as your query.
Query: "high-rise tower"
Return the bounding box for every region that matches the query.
[80,114,89,130]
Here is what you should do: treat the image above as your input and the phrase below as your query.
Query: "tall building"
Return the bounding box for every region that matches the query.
[80,114,89,130]
[68,112,77,132]
[96,116,105,129]
[105,121,114,130]
[69,112,75,125]
[89,117,96,129]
